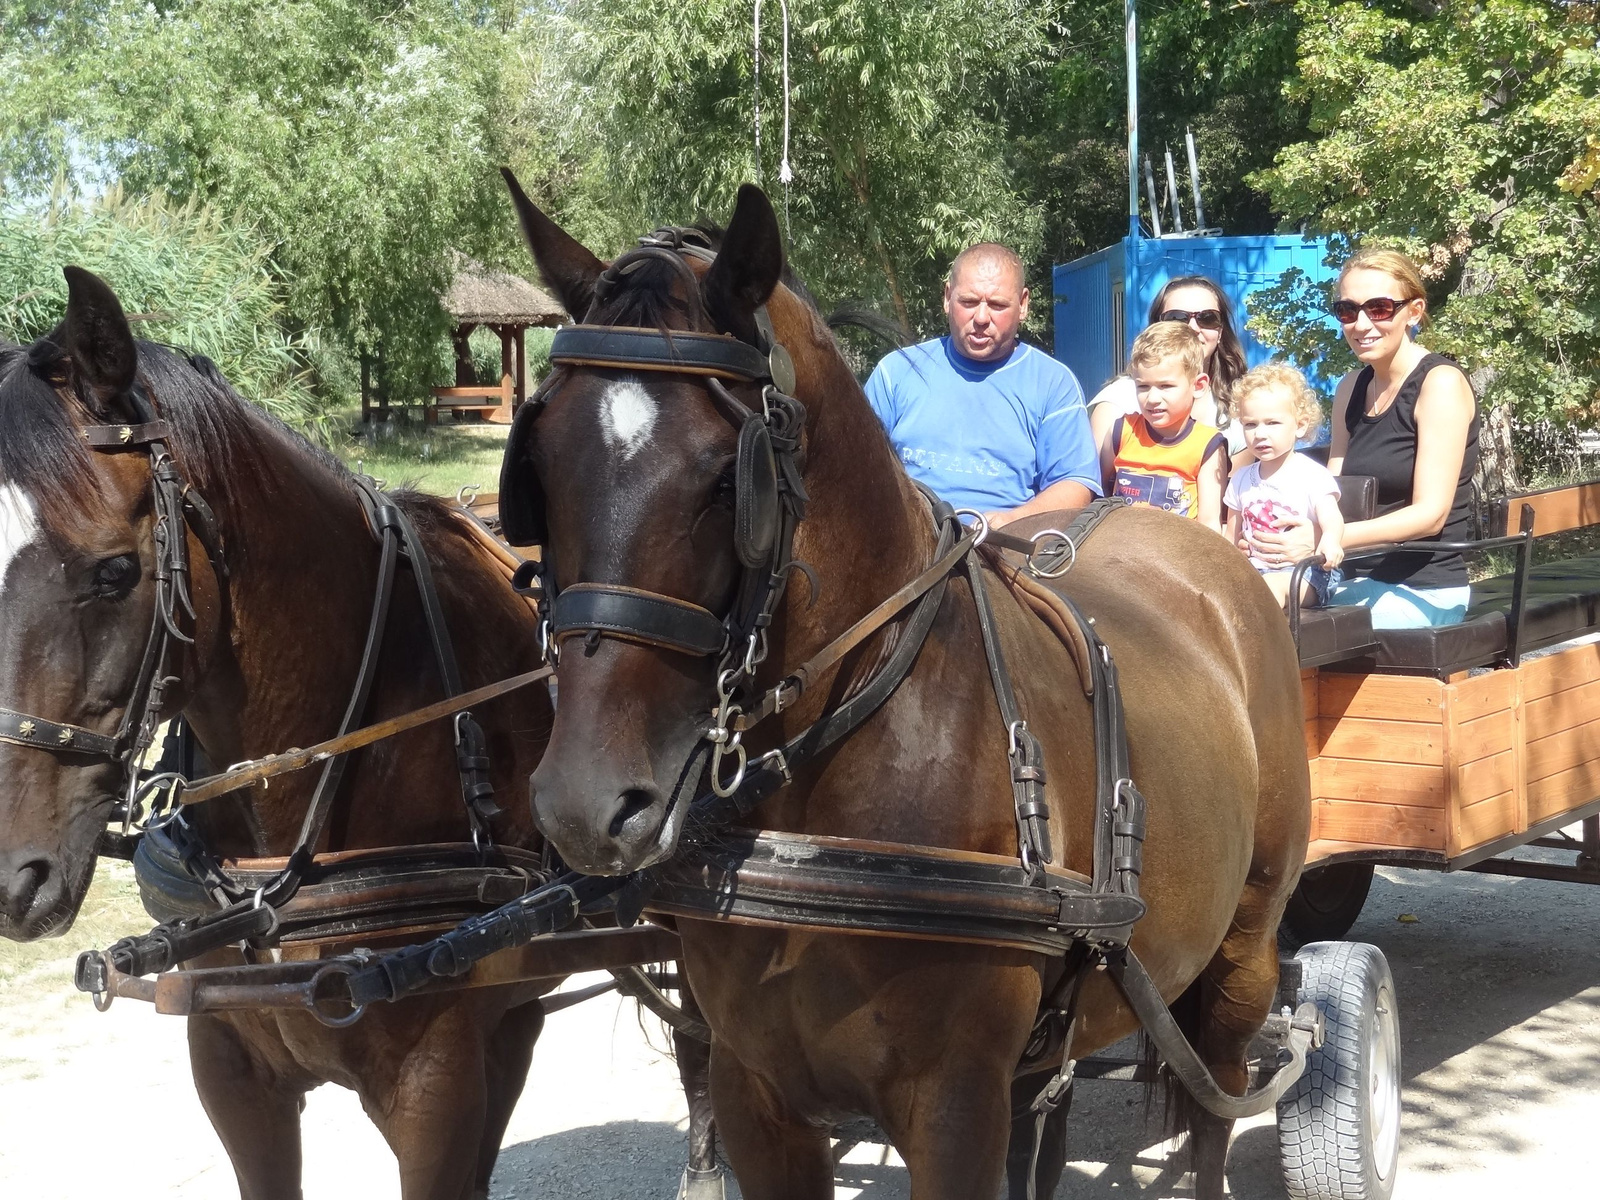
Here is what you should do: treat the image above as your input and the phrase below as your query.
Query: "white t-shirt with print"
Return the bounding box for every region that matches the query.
[1224,453,1341,572]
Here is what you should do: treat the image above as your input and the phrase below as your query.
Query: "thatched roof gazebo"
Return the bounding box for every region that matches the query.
[394,257,567,425]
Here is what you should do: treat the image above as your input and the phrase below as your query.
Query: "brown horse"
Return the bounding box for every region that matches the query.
[0,269,589,1199]
[499,178,1310,1199]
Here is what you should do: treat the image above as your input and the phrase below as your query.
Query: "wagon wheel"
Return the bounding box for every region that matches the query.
[1279,863,1375,950]
[1277,940,1402,1200]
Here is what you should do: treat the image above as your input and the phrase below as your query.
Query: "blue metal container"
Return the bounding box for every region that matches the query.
[1051,234,1338,397]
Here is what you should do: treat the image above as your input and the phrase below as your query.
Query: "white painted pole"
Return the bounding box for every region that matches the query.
[1126,0,1139,238]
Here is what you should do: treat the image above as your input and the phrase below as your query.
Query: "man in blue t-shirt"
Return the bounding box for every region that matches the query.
[865,243,1100,526]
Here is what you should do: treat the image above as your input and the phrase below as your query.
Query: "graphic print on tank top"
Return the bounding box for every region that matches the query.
[1111,414,1225,520]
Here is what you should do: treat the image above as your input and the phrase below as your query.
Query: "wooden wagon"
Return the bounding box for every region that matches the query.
[1286,475,1600,942]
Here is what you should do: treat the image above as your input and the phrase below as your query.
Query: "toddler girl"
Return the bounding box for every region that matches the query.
[1225,364,1344,607]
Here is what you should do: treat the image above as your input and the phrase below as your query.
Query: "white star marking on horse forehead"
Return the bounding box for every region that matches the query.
[0,483,41,601]
[598,378,657,462]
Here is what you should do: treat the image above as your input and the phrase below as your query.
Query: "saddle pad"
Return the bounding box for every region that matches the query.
[978,541,1095,697]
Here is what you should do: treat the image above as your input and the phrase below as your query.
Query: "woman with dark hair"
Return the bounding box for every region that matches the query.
[1088,275,1250,457]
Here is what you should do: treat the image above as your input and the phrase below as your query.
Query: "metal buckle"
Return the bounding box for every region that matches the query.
[952,508,991,546]
[1026,529,1077,579]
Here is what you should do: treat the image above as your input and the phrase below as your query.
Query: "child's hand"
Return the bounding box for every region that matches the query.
[1318,536,1344,570]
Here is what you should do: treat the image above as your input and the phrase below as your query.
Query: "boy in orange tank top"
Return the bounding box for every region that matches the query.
[1100,321,1228,531]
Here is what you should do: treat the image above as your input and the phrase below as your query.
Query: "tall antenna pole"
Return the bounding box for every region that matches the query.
[1126,0,1139,238]
[1186,127,1207,232]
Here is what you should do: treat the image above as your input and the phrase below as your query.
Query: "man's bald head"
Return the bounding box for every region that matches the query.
[943,243,1029,362]
[947,243,1026,292]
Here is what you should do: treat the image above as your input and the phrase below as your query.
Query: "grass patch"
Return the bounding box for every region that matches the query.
[331,404,508,499]
[0,860,150,998]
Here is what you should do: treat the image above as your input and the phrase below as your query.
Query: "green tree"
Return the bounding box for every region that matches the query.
[513,0,1062,333]
[0,184,324,435]
[1247,0,1600,481]
[0,0,527,403]
[1011,0,1307,265]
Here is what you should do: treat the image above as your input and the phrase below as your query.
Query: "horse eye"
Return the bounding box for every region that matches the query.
[91,555,140,598]
[711,469,737,508]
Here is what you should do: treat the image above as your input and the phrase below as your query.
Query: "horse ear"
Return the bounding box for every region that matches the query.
[58,266,138,407]
[702,184,784,345]
[501,167,603,322]
[498,395,547,547]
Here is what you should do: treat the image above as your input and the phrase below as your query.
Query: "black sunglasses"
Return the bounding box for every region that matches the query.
[1159,308,1223,331]
[1330,296,1415,324]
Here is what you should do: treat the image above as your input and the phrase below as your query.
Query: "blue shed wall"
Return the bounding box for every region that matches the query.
[1053,235,1337,397]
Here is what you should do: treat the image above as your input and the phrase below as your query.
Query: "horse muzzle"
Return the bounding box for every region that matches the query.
[0,847,75,941]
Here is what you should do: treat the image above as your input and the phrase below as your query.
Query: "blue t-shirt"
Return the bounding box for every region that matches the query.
[864,337,1100,511]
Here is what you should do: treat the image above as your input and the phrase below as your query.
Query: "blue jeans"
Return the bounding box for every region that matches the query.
[1328,577,1471,629]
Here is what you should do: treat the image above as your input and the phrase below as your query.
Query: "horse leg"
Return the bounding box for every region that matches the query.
[470,999,545,1200]
[709,1044,833,1200]
[363,1006,490,1200]
[674,983,723,1198]
[1005,1066,1073,1200]
[889,1055,1018,1200]
[1187,875,1288,1200]
[187,1014,309,1200]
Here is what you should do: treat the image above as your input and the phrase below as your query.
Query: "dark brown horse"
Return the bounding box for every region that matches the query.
[499,178,1310,1199]
[0,269,590,1199]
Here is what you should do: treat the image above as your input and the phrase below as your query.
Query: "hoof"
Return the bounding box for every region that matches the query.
[677,1165,726,1200]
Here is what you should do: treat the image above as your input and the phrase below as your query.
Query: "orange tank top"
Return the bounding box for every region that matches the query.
[1111,415,1225,519]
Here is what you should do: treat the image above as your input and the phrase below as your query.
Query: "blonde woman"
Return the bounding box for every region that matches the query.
[1245,249,1479,629]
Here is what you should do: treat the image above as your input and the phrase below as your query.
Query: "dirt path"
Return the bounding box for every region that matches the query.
[2,853,1596,1198]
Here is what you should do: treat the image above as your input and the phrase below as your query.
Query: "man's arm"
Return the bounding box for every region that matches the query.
[987,479,1093,528]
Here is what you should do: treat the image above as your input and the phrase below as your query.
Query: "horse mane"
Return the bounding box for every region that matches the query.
[0,335,455,548]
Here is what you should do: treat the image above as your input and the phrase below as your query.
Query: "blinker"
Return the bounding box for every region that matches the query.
[734,415,779,569]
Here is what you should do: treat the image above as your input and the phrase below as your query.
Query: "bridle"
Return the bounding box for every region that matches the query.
[508,227,810,799]
[0,386,227,829]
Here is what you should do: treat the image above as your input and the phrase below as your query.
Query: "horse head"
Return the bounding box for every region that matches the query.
[0,269,224,938]
[502,171,927,875]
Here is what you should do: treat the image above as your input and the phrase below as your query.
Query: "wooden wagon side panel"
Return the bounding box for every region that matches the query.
[1519,642,1600,827]
[1445,669,1523,857]
[1309,672,1447,856]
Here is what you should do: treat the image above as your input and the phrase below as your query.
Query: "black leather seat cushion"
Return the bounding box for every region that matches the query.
[1370,553,1600,674]
[1296,605,1378,667]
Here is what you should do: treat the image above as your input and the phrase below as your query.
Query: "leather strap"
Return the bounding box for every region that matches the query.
[648,829,1145,956]
[551,325,773,383]
[551,583,728,657]
[984,497,1131,576]
[173,665,554,806]
[80,420,173,448]
[0,708,119,757]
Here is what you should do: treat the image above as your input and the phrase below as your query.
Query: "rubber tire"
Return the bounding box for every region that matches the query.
[1278,941,1402,1200]
[1279,863,1375,950]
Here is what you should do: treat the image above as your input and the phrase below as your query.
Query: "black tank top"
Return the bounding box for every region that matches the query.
[1342,352,1479,589]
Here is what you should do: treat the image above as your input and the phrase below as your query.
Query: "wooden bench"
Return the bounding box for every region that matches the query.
[427,377,514,426]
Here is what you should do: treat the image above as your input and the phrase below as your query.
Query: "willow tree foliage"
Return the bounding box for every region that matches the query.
[512,0,1062,333]
[1247,0,1600,476]
[0,186,324,436]
[0,0,524,403]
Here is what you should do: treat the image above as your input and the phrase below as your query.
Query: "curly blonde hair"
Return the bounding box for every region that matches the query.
[1234,362,1322,433]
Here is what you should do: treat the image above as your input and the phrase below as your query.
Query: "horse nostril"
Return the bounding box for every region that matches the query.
[3,860,47,923]
[609,788,657,838]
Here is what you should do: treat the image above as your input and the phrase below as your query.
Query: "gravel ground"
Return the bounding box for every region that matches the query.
[1,845,1596,1199]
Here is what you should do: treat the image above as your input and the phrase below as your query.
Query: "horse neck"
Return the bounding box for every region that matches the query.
[177,420,440,856]
[783,333,937,650]
[762,325,1029,854]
